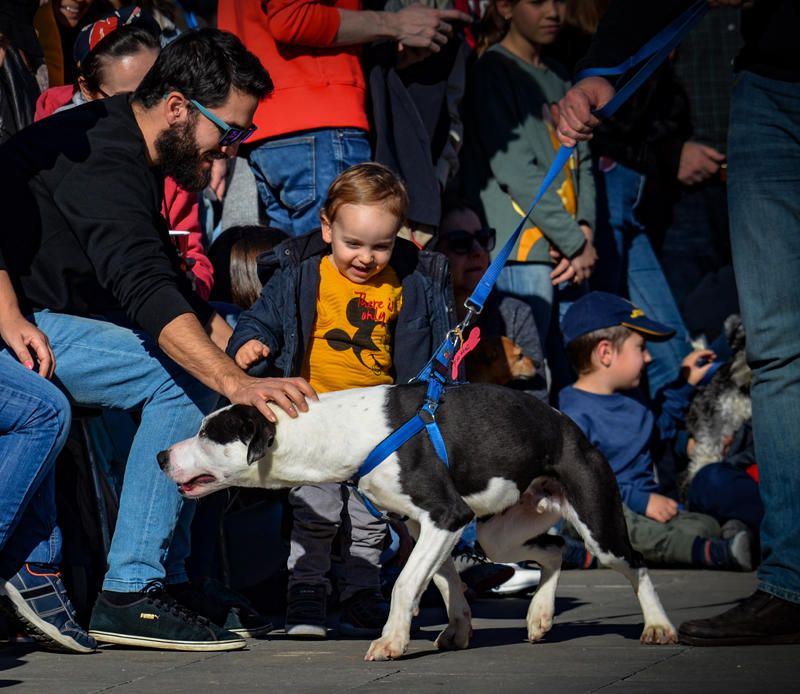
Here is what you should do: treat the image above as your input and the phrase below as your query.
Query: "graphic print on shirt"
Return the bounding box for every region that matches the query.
[324,292,399,375]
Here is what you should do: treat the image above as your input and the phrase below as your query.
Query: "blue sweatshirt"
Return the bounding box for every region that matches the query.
[558,383,694,515]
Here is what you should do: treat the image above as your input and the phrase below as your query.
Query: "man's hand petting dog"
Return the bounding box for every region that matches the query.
[224,373,317,424]
[646,493,679,524]
[681,348,717,386]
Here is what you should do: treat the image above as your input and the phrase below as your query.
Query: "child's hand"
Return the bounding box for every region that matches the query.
[681,348,717,386]
[645,493,679,524]
[234,339,270,370]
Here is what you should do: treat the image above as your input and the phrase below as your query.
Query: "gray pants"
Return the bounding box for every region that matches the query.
[622,505,721,566]
[287,483,387,601]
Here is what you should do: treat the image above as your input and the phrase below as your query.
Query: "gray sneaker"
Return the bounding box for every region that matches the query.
[0,563,96,653]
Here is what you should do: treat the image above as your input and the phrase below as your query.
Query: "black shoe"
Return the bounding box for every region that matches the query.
[285,583,327,639]
[89,581,246,651]
[168,579,272,638]
[338,589,389,638]
[452,548,515,596]
[679,590,800,646]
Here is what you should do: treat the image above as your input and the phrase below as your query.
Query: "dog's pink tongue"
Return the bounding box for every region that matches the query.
[178,474,215,492]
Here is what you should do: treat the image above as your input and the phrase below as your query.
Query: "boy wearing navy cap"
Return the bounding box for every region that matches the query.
[558,291,753,571]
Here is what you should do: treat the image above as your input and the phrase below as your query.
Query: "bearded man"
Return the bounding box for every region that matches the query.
[0,29,315,651]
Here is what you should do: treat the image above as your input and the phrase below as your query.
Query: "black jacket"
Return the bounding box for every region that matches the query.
[227,231,455,384]
[0,95,211,338]
[577,0,799,83]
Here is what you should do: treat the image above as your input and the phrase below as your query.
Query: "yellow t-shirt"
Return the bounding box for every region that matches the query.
[301,255,403,394]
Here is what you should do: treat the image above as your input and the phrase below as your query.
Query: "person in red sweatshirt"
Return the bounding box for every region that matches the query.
[218,0,469,237]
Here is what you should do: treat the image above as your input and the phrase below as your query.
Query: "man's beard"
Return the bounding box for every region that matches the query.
[155,119,216,192]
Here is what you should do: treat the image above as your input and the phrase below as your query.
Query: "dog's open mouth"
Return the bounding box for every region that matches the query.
[177,474,216,494]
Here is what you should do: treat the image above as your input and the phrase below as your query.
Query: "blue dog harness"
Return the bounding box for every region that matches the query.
[352,1,710,518]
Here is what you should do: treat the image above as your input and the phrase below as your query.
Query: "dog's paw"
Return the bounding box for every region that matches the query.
[365,635,407,661]
[434,619,472,651]
[527,612,554,642]
[640,622,678,645]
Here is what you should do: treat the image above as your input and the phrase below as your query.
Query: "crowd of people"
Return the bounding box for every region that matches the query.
[0,0,797,656]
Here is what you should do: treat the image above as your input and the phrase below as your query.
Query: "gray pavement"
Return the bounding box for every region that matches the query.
[2,569,798,693]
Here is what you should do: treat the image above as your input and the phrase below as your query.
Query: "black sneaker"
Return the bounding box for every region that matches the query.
[452,548,516,596]
[89,581,246,651]
[338,589,390,638]
[168,579,272,638]
[0,563,96,653]
[285,583,327,639]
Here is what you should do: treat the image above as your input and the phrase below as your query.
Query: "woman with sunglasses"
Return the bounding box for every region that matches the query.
[435,199,547,401]
[33,6,214,301]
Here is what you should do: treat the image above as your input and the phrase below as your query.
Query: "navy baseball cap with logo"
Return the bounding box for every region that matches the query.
[562,291,676,346]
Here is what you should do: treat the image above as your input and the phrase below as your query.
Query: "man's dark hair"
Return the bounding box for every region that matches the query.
[133,28,273,108]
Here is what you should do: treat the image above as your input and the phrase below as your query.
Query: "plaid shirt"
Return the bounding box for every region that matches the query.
[672,8,743,154]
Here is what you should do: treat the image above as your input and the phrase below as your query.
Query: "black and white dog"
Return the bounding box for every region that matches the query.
[158,383,677,660]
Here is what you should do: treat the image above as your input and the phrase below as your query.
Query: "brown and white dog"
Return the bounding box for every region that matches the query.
[465,335,536,385]
[158,382,677,660]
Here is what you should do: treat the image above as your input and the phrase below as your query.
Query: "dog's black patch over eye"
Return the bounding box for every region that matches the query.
[201,405,275,464]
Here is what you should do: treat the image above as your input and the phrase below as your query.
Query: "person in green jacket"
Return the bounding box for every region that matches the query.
[460,0,597,380]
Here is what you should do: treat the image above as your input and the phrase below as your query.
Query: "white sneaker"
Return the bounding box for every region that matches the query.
[490,564,541,595]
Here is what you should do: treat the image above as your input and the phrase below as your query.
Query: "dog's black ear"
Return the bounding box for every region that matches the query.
[219,405,275,465]
[239,407,276,466]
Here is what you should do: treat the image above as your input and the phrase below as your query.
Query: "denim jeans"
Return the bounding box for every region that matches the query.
[593,162,692,399]
[0,353,71,577]
[31,311,220,592]
[247,128,371,237]
[728,71,800,603]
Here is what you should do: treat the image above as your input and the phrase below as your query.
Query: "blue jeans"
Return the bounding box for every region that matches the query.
[0,353,71,577]
[728,71,800,603]
[247,128,371,237]
[593,162,692,398]
[31,311,220,591]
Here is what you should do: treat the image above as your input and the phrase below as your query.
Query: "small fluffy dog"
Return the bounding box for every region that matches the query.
[685,315,752,483]
[158,383,676,661]
[465,335,537,385]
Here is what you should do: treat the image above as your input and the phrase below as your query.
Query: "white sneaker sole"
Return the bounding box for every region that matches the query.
[285,623,327,639]
[88,630,246,651]
[0,581,95,654]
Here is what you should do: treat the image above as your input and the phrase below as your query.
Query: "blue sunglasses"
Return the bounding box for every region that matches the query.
[188,98,257,147]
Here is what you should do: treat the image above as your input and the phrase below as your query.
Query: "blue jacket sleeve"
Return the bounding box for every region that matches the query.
[226,270,287,367]
[655,380,695,442]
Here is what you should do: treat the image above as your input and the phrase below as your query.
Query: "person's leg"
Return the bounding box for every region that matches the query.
[285,483,344,638]
[32,312,220,591]
[596,163,692,397]
[0,353,97,653]
[688,462,764,531]
[247,128,370,237]
[0,352,70,574]
[726,73,800,603]
[339,487,387,602]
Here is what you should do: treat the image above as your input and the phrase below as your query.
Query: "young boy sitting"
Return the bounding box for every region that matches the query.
[558,291,753,571]
[226,163,453,637]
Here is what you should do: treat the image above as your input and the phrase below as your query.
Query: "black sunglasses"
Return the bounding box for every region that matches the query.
[439,228,496,255]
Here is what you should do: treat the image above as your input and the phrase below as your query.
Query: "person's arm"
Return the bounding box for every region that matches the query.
[226,271,286,363]
[158,313,315,423]
[267,0,470,50]
[0,270,55,378]
[470,59,587,260]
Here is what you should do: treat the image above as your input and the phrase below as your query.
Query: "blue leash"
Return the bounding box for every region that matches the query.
[352,0,709,518]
